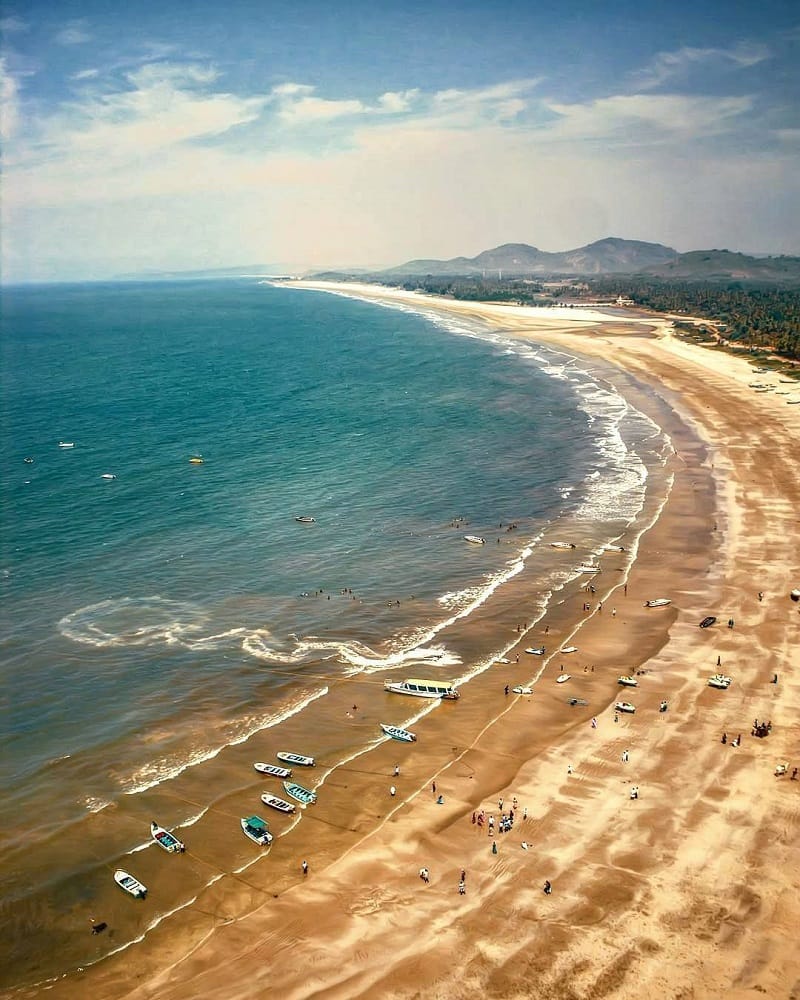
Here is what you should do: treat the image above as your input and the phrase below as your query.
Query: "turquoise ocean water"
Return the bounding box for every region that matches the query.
[0,279,667,986]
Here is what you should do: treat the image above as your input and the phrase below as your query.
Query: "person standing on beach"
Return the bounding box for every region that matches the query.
[621,749,629,763]
[394,764,400,776]
[432,781,436,795]
[390,785,396,797]
[302,860,309,875]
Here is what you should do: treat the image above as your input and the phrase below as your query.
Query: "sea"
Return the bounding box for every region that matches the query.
[0,279,671,989]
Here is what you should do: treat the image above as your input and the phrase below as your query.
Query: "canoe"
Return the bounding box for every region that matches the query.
[241,815,273,845]
[512,685,532,695]
[615,701,636,714]
[277,752,315,767]
[254,762,292,778]
[464,535,486,545]
[525,646,546,655]
[150,821,185,853]
[379,723,417,743]
[556,674,571,684]
[260,793,296,813]
[283,781,317,805]
[114,869,147,898]
[617,676,638,687]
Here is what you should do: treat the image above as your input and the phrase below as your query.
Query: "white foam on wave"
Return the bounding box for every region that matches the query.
[120,686,329,796]
[82,796,112,813]
[58,596,209,649]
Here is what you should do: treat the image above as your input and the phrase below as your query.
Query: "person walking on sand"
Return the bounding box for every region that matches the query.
[394,764,400,776]
[591,717,598,729]
[461,868,466,883]
[567,764,573,775]
[458,880,466,895]
[302,860,309,875]
[543,880,552,895]
[492,840,498,854]
[621,749,629,763]
[432,781,436,796]
[612,607,616,617]
[390,785,396,797]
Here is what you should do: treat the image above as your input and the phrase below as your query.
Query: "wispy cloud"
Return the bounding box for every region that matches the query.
[54,19,92,46]
[70,68,100,81]
[0,15,28,33]
[634,41,771,90]
[0,56,20,140]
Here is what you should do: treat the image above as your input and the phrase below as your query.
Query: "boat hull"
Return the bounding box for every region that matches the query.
[114,870,146,898]
[261,793,296,813]
[277,752,315,766]
[254,762,292,778]
[283,781,317,805]
[380,724,417,742]
[241,817,272,845]
[150,822,184,853]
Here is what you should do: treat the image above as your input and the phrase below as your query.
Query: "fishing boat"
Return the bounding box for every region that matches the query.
[556,674,571,683]
[525,646,546,655]
[260,793,296,813]
[254,762,292,778]
[708,674,732,690]
[464,535,486,545]
[283,781,317,805]
[295,515,315,523]
[617,675,638,687]
[615,701,636,714]
[383,678,459,699]
[699,616,717,628]
[379,723,417,743]
[561,646,578,653]
[495,657,511,664]
[150,821,185,853]
[114,870,147,898]
[58,441,75,449]
[578,565,599,573]
[188,456,204,464]
[100,473,117,480]
[550,541,575,549]
[277,752,315,767]
[512,685,533,695]
[644,598,671,608]
[23,457,34,464]
[241,815,273,845]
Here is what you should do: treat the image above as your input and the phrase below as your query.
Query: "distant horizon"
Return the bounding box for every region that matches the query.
[2,0,798,282]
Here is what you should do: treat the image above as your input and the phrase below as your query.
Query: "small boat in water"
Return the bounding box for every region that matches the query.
[550,541,575,549]
[577,565,599,574]
[283,781,317,805]
[261,793,296,813]
[644,598,671,608]
[189,456,204,464]
[615,701,636,714]
[561,646,578,654]
[525,646,546,655]
[295,516,315,523]
[604,544,625,553]
[100,473,117,480]
[241,815,273,845]
[512,685,533,695]
[464,535,486,545]
[708,674,732,690]
[23,457,34,464]
[380,723,417,743]
[254,762,292,778]
[150,821,185,853]
[114,869,147,898]
[384,678,460,699]
[617,675,638,688]
[556,674,571,683]
[277,751,315,767]
[58,441,75,449]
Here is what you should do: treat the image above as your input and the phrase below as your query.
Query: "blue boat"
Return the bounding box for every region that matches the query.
[283,781,317,805]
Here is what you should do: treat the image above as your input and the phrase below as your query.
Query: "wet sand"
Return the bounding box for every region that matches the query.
[19,284,800,1000]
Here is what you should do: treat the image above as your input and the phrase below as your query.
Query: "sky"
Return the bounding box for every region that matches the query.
[1,0,799,281]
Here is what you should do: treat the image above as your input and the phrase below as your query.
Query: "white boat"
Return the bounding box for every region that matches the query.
[380,723,417,743]
[525,646,546,655]
[495,657,510,664]
[708,674,732,690]
[100,473,117,480]
[277,752,315,767]
[241,815,273,845]
[615,701,636,714]
[604,544,625,552]
[577,565,599,573]
[384,678,460,700]
[550,541,575,549]
[260,793,296,813]
[464,535,486,545]
[283,781,317,805]
[58,441,75,449]
[644,598,671,608]
[556,674,571,683]
[295,516,315,523]
[512,685,532,695]
[617,675,638,687]
[114,869,147,898]
[254,762,292,778]
[150,821,185,853]
[561,646,578,653]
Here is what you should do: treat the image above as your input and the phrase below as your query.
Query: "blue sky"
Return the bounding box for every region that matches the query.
[2,0,798,280]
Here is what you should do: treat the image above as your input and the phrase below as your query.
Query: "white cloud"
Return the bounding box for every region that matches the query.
[377,89,419,113]
[0,56,20,140]
[635,41,771,90]
[277,94,367,124]
[55,19,92,45]
[0,15,28,33]
[71,68,100,81]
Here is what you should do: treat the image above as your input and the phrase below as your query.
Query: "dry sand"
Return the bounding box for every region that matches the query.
[30,283,800,1000]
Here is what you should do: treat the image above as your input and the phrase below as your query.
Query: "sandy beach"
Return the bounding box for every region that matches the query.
[24,282,800,1000]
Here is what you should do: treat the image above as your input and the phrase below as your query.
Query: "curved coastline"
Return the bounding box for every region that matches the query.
[11,283,800,1000]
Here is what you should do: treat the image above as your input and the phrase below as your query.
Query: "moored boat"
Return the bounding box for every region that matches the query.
[380,723,417,743]
[617,675,638,687]
[550,541,575,549]
[512,685,532,695]
[383,678,459,699]
[100,473,117,480]
[114,869,147,898]
[561,646,578,653]
[556,674,571,683]
[708,674,732,689]
[150,821,185,853]
[615,701,636,714]
[58,441,75,449]
[277,751,315,766]
[295,515,315,523]
[254,762,292,778]
[464,535,486,545]
[260,793,296,813]
[283,781,317,805]
[644,598,671,608]
[241,815,273,845]
[525,646,545,655]
[189,456,204,464]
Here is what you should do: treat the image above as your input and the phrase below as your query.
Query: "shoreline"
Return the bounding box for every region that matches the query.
[14,282,800,1000]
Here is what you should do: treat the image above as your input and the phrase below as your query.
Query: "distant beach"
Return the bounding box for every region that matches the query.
[5,280,799,1000]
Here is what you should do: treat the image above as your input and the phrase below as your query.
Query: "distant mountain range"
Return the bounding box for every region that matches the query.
[370,238,800,283]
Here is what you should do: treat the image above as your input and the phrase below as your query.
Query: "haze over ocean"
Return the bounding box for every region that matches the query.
[0,279,665,984]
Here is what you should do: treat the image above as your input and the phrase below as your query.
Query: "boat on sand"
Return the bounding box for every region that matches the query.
[615,701,636,714]
[114,870,147,898]
[150,821,185,853]
[561,646,578,653]
[277,752,315,767]
[254,762,292,778]
[556,674,571,684]
[260,793,296,813]
[644,598,671,608]
[380,723,417,743]
[617,676,638,687]
[512,685,532,695]
[525,646,545,655]
[283,781,317,805]
[708,674,732,689]
[241,815,273,845]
